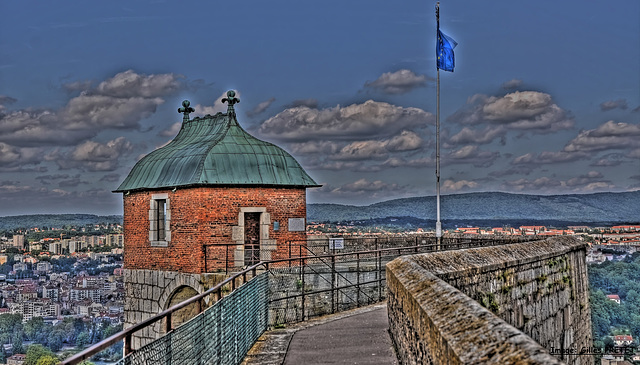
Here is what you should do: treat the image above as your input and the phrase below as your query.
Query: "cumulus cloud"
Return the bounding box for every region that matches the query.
[363,69,429,94]
[329,131,424,161]
[337,178,403,193]
[511,151,587,166]
[590,153,626,167]
[564,171,608,187]
[600,99,628,111]
[332,140,389,161]
[60,94,164,130]
[246,97,276,117]
[100,173,121,182]
[501,79,523,90]
[257,100,433,142]
[502,173,615,193]
[192,90,243,117]
[0,95,17,106]
[0,70,183,147]
[159,122,182,137]
[0,143,43,169]
[563,121,640,153]
[286,98,318,109]
[447,126,507,146]
[628,148,640,159]
[449,91,574,134]
[35,174,71,185]
[502,177,562,192]
[62,80,93,93]
[508,121,640,167]
[442,179,478,192]
[95,69,182,98]
[447,145,500,167]
[48,137,133,171]
[288,141,340,155]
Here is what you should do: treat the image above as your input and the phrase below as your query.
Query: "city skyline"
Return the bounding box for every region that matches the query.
[0,1,639,215]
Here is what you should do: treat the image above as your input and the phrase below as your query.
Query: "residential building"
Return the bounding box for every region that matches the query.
[613,334,633,346]
[607,294,621,304]
[12,235,24,249]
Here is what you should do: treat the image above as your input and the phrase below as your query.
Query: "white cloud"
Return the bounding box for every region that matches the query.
[159,122,182,137]
[563,121,640,153]
[0,143,42,169]
[247,97,275,117]
[447,145,500,167]
[450,91,574,134]
[600,99,628,111]
[258,100,433,142]
[442,179,478,192]
[363,69,429,94]
[192,90,243,117]
[329,131,424,161]
[447,126,506,146]
[95,69,183,98]
[501,79,523,90]
[0,70,184,147]
[49,137,133,172]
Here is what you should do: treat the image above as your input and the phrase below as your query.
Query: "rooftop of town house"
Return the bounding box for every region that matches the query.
[114,91,320,193]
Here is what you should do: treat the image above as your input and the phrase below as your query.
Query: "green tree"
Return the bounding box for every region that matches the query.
[11,334,24,355]
[24,317,45,341]
[46,331,63,352]
[76,331,91,348]
[25,344,54,365]
[35,356,58,365]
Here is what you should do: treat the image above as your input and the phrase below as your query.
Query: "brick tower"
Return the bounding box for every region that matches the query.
[114,91,319,346]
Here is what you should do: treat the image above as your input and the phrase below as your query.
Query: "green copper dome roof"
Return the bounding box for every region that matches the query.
[114,94,320,192]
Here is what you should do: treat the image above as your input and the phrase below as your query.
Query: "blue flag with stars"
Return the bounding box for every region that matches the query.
[437,29,457,72]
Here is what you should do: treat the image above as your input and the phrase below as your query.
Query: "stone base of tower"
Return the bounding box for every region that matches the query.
[123,268,228,348]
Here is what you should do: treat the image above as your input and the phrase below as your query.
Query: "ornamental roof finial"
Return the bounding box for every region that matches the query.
[178,100,195,122]
[222,90,240,118]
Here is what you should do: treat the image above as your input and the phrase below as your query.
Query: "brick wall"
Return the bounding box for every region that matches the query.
[122,186,308,273]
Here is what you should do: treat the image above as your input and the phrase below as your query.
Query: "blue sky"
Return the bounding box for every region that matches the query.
[0,0,639,215]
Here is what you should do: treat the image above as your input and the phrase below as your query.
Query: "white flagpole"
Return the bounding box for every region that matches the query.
[435,2,442,245]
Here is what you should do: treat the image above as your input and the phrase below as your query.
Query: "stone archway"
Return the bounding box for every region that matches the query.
[164,285,200,332]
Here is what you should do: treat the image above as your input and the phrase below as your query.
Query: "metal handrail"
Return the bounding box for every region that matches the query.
[61,261,267,365]
[61,235,539,364]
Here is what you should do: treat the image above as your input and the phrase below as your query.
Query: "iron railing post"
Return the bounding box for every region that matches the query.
[301,256,305,321]
[356,252,360,306]
[331,254,336,314]
[125,333,132,356]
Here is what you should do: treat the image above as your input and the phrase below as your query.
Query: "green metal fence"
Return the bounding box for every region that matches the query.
[114,272,269,365]
[63,235,542,365]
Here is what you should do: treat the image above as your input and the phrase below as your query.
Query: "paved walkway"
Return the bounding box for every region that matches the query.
[242,303,398,365]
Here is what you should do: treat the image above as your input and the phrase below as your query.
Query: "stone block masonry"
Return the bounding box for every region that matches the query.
[386,236,592,365]
[123,268,229,348]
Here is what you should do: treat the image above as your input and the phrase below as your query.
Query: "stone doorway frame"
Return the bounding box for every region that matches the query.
[232,207,276,266]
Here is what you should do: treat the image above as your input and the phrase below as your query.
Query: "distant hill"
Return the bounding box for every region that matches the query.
[308,191,640,226]
[0,191,637,231]
[0,214,123,230]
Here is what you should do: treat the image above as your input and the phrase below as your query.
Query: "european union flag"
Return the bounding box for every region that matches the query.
[437,29,457,72]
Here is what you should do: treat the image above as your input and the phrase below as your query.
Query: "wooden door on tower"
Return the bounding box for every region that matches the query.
[244,212,261,265]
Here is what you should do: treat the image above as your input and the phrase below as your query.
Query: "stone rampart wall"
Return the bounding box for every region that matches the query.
[123,269,227,348]
[386,236,592,365]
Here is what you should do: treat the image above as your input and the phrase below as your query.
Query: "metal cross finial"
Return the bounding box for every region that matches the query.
[178,100,195,122]
[222,90,240,117]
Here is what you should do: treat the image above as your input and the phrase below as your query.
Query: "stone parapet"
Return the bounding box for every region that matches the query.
[386,236,592,365]
[123,268,227,348]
